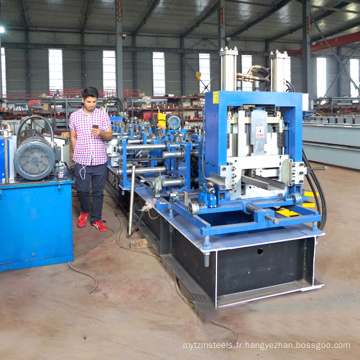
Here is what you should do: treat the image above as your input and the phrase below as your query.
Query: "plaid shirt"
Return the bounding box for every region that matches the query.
[69,108,111,166]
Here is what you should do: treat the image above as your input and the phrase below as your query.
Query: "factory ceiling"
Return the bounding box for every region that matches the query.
[0,0,360,45]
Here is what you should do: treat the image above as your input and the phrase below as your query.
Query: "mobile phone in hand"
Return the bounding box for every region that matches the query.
[92,124,99,129]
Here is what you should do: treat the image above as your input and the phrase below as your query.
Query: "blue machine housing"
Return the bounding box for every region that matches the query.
[0,177,74,271]
[170,91,321,238]
[204,91,303,175]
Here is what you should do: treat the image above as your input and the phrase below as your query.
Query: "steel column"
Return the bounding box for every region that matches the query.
[336,47,342,97]
[302,0,311,94]
[218,0,225,78]
[19,0,31,94]
[80,0,92,89]
[0,34,2,98]
[115,0,124,100]
[132,37,137,91]
[81,32,86,89]
[218,0,225,49]
[25,31,30,94]
[0,0,3,98]
[180,37,185,96]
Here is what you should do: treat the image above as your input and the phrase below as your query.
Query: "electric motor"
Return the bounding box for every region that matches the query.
[167,115,181,130]
[14,135,55,181]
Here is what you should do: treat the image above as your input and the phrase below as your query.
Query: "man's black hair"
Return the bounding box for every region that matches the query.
[82,86,99,99]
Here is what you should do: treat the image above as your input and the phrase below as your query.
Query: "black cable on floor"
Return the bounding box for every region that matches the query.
[67,262,98,293]
[305,173,321,216]
[68,201,123,293]
[163,264,238,347]
[209,320,238,346]
[73,193,238,344]
[302,149,327,230]
[118,243,160,260]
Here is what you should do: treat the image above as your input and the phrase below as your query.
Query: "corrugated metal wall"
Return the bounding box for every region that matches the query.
[2,33,359,99]
[210,53,220,92]
[291,56,302,93]
[165,53,181,95]
[63,50,82,90]
[29,49,49,94]
[340,62,350,96]
[123,52,133,90]
[84,51,103,89]
[137,52,153,96]
[184,54,199,95]
[5,49,27,94]
[326,57,338,97]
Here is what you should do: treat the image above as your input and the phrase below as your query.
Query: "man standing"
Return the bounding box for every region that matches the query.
[69,87,112,231]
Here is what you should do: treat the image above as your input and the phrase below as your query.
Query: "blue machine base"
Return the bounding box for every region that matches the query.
[107,178,324,315]
[0,179,74,272]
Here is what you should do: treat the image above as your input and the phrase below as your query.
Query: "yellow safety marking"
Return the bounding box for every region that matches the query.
[213,91,219,104]
[276,209,300,217]
[304,191,319,197]
[303,201,315,208]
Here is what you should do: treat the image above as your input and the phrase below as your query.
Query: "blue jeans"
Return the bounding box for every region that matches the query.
[74,162,107,222]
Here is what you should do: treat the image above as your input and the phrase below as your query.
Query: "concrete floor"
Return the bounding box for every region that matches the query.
[0,163,359,359]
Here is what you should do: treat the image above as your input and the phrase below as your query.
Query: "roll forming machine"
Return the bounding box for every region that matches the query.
[106,86,325,313]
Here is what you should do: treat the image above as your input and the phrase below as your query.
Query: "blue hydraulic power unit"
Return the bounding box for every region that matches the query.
[0,116,74,272]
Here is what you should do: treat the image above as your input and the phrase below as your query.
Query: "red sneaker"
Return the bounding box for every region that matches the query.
[92,220,108,232]
[77,212,88,228]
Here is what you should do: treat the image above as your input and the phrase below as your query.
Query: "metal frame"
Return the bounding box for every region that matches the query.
[132,0,161,36]
[80,0,94,33]
[108,183,324,315]
[312,19,360,43]
[228,0,292,40]
[302,0,311,94]
[180,1,218,39]
[267,1,349,43]
[115,0,123,100]
[176,90,321,237]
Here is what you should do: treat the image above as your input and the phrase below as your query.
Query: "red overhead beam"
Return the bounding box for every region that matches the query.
[289,31,360,54]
